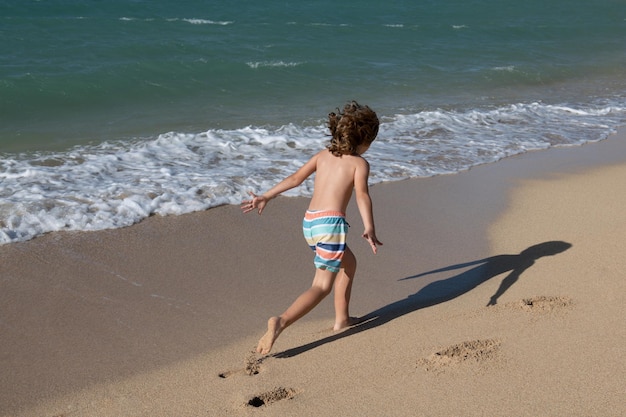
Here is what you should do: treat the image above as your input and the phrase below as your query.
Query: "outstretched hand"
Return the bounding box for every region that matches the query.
[241,191,268,215]
[362,230,383,254]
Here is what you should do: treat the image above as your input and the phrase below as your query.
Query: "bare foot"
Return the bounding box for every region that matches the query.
[333,316,361,331]
[256,317,282,354]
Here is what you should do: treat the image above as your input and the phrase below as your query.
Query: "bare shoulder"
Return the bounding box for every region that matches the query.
[315,150,370,173]
[351,154,370,170]
[313,149,329,161]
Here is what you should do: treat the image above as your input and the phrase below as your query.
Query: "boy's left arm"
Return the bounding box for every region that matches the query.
[354,159,382,253]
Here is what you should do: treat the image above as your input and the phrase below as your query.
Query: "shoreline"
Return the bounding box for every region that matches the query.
[2,128,626,416]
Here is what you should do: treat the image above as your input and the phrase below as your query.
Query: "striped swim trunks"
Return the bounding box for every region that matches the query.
[302,210,349,273]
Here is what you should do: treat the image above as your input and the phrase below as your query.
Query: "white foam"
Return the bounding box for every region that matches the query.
[1,101,625,244]
[182,18,234,25]
[246,61,303,69]
[493,66,516,72]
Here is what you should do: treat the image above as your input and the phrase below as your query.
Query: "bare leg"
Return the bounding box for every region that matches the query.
[333,246,357,330]
[256,268,337,354]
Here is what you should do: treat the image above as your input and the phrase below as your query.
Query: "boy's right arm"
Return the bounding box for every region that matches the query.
[241,151,320,215]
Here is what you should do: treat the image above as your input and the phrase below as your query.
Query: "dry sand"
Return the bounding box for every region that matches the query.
[1,128,626,416]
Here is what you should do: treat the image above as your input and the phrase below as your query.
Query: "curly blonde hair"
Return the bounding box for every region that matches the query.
[327,101,379,156]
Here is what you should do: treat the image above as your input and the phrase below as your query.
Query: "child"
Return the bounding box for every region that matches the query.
[241,101,382,354]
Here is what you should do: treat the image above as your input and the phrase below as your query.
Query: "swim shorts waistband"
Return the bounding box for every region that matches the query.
[304,210,346,220]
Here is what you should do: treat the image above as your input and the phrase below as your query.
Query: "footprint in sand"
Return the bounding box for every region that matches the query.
[504,295,573,313]
[218,352,264,378]
[417,339,501,372]
[246,387,298,408]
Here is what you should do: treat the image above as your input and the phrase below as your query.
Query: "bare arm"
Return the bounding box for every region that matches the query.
[241,152,319,215]
[354,159,382,253]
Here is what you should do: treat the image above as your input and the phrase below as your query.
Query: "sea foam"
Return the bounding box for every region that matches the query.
[1,100,625,244]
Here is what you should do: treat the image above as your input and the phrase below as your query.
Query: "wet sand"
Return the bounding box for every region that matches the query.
[1,128,626,416]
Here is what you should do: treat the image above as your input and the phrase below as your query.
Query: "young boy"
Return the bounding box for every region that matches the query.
[241,101,382,354]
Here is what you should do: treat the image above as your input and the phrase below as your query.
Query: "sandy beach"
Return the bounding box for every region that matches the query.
[2,128,626,417]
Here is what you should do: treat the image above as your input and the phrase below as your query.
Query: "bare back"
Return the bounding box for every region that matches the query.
[308,150,368,213]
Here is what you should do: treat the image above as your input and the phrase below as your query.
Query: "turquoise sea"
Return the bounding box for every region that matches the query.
[1,0,626,243]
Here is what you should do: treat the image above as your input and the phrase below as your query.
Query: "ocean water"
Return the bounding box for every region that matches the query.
[1,0,626,243]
